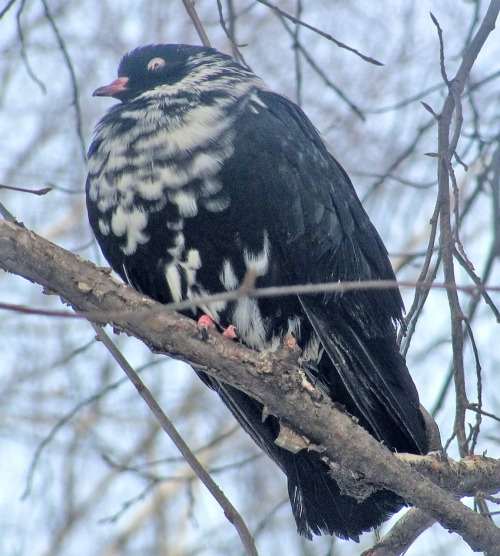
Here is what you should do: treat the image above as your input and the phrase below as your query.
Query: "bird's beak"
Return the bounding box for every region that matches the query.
[93,77,129,97]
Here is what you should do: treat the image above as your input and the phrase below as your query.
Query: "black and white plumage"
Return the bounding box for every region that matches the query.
[86,44,428,540]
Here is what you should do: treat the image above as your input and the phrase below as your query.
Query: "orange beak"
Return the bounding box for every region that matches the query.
[93,77,129,97]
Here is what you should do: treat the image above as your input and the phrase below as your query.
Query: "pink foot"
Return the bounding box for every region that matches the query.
[222,324,238,340]
[197,314,216,332]
[283,332,299,351]
[197,314,215,341]
[197,315,237,341]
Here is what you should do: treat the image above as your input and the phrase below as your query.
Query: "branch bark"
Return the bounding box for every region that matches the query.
[1,219,500,554]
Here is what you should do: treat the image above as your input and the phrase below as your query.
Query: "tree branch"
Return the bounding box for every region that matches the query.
[91,323,258,556]
[432,0,500,458]
[361,508,435,556]
[1,219,500,553]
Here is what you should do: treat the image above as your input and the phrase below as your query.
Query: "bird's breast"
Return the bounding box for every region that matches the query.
[87,99,238,256]
[86,92,316,354]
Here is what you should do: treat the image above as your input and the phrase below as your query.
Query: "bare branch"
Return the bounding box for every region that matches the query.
[91,324,258,556]
[216,0,248,66]
[0,0,17,19]
[0,183,52,195]
[3,274,500,325]
[361,509,435,556]
[180,0,211,47]
[275,15,365,120]
[0,201,16,222]
[1,220,500,552]
[256,0,383,66]
[432,0,500,457]
[40,0,86,161]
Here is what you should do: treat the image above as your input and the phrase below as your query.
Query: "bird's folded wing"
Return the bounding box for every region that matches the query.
[222,90,427,453]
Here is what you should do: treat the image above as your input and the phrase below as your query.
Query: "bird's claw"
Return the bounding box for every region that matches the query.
[197,315,237,341]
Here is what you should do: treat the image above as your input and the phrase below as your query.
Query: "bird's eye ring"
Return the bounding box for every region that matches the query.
[147,58,166,71]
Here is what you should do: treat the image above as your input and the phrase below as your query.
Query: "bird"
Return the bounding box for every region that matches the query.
[86,43,429,541]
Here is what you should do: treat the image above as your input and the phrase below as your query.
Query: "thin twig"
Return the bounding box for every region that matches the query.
[40,0,86,161]
[256,0,383,66]
[16,0,46,93]
[181,0,211,47]
[216,0,248,66]
[90,324,258,556]
[276,15,365,120]
[0,183,52,195]
[2,277,500,323]
[463,318,482,453]
[22,367,132,498]
[0,201,17,222]
[363,118,435,200]
[430,13,450,86]
[453,247,500,322]
[467,405,500,424]
[292,0,303,106]
[399,195,441,354]
[0,0,17,19]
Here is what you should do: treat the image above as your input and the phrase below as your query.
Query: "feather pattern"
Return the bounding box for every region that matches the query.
[86,44,428,540]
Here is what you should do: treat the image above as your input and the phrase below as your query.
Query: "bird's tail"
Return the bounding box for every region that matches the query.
[286,449,404,540]
[196,370,405,540]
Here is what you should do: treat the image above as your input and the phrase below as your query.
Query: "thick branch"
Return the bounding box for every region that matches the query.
[1,219,500,553]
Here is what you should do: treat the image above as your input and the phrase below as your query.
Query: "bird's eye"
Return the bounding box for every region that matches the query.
[147,58,166,71]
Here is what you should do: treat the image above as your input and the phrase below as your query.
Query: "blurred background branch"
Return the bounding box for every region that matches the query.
[1,1,500,554]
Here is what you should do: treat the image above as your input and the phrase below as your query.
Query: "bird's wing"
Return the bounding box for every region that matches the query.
[220,90,427,454]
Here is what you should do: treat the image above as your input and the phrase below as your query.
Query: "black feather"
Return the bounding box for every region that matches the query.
[86,44,428,540]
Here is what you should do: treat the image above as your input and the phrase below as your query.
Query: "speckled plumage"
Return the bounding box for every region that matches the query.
[86,44,428,540]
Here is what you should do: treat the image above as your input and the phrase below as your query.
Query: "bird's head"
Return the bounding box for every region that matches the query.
[92,44,256,103]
